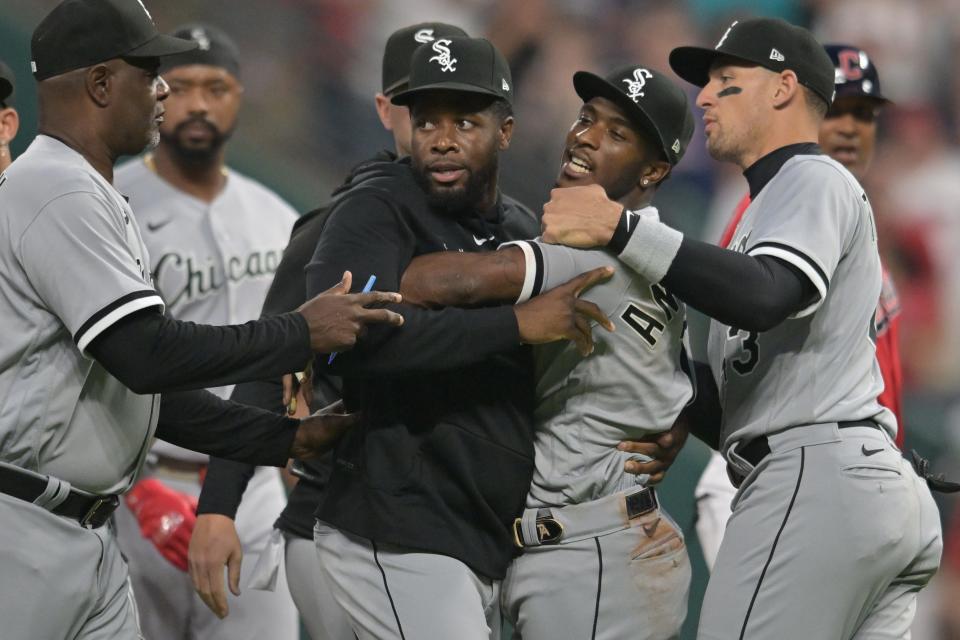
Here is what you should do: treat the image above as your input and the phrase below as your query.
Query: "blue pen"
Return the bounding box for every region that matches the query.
[328,274,377,364]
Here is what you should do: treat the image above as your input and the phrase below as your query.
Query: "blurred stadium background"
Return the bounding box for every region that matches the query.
[3,0,960,637]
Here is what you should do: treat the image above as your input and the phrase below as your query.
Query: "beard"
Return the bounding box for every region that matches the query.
[160,116,232,162]
[412,152,499,216]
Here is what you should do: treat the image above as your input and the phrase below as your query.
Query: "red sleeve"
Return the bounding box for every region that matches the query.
[874,267,904,446]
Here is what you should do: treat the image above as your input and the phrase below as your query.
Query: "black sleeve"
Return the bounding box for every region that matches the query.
[155,390,298,466]
[659,237,817,332]
[87,309,311,394]
[305,191,521,378]
[685,360,723,450]
[197,210,330,518]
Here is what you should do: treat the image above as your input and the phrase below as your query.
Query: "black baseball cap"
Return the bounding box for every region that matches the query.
[31,0,197,81]
[0,61,14,107]
[670,17,835,106]
[573,65,695,165]
[382,22,468,96]
[160,23,242,79]
[391,36,513,107]
[824,44,890,104]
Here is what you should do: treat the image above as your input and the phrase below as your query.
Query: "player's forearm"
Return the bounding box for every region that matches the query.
[614,218,813,331]
[195,457,258,518]
[156,390,298,466]
[325,304,521,377]
[88,310,310,394]
[400,248,525,308]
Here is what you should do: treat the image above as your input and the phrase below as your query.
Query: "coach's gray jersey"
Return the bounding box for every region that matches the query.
[704,154,894,454]
[508,207,693,509]
[0,136,164,493]
[115,158,297,461]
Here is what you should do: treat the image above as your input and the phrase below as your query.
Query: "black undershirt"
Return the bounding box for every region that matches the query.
[88,308,311,394]
[86,308,311,462]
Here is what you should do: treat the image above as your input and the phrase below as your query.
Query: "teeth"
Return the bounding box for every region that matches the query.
[569,156,590,173]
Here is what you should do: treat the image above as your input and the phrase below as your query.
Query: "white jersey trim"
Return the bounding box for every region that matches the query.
[75,292,165,355]
[501,240,536,303]
[747,245,828,318]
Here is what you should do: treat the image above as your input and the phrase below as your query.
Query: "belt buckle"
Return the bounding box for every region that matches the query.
[512,515,565,548]
[80,495,119,529]
[626,487,658,519]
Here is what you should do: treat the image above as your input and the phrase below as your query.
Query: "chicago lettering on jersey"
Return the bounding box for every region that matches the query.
[153,249,282,307]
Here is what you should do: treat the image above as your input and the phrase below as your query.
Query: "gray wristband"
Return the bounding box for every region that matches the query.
[618,217,683,283]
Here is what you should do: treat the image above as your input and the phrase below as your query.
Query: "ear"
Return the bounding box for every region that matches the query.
[374,93,393,131]
[771,69,800,110]
[498,115,514,151]
[86,64,112,108]
[0,107,19,143]
[640,160,672,190]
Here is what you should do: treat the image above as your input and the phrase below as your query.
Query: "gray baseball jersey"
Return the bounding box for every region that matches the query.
[115,158,296,461]
[113,157,299,640]
[0,135,163,494]
[508,206,693,509]
[704,154,895,455]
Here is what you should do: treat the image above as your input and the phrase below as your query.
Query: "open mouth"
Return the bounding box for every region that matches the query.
[562,150,592,178]
[428,163,466,184]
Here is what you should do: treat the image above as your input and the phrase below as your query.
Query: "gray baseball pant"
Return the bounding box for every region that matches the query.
[501,487,690,639]
[0,491,143,639]
[314,520,501,639]
[699,423,942,639]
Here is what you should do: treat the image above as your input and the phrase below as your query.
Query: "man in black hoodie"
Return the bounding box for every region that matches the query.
[306,37,612,638]
[188,22,470,639]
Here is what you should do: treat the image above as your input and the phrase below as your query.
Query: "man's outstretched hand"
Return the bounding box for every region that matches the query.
[298,271,404,353]
[515,266,615,357]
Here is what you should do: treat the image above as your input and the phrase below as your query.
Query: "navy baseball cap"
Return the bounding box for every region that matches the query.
[573,65,695,165]
[31,0,196,81]
[160,24,242,78]
[382,23,468,96]
[824,44,890,104]
[0,61,14,107]
[670,17,835,106]
[391,37,513,107]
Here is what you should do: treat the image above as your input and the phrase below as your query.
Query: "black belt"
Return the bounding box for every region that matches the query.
[734,420,882,480]
[0,464,119,529]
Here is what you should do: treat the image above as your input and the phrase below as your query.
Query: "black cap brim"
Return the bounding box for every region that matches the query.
[0,78,12,104]
[124,33,198,59]
[391,82,503,106]
[669,45,749,87]
[572,71,665,148]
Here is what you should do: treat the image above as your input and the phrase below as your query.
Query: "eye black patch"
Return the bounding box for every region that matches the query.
[717,86,743,98]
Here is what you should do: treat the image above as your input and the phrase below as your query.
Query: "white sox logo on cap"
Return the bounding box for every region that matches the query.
[190,27,211,51]
[414,28,435,44]
[623,68,653,102]
[429,39,457,73]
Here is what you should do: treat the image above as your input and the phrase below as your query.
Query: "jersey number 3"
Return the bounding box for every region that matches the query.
[727,327,759,375]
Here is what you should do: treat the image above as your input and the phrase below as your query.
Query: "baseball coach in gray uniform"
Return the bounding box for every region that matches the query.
[539,17,942,640]
[400,64,697,639]
[0,1,402,638]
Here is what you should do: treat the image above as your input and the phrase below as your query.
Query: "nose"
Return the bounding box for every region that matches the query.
[574,122,601,149]
[431,121,460,155]
[696,85,713,110]
[833,112,858,137]
[155,75,170,102]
